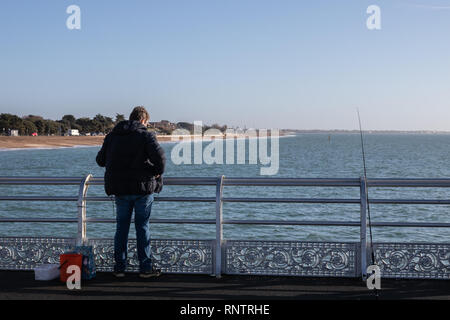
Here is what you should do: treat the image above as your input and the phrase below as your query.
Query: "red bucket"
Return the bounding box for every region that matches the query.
[59,253,83,283]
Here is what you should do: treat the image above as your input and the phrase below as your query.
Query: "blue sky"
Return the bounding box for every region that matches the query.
[1,0,450,130]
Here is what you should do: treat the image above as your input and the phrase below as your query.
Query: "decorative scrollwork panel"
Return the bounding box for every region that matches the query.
[88,239,214,274]
[374,243,450,279]
[225,241,358,277]
[0,237,76,270]
[0,237,214,274]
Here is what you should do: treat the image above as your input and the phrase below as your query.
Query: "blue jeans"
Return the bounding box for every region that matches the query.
[114,194,154,273]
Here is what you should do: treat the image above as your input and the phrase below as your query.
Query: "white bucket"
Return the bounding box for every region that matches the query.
[34,264,60,281]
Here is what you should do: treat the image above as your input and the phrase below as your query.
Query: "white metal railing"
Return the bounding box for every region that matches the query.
[1,176,450,279]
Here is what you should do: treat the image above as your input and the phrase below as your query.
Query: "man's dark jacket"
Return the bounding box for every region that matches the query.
[96,120,166,196]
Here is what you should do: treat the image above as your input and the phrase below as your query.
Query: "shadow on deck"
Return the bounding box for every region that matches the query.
[0,271,449,300]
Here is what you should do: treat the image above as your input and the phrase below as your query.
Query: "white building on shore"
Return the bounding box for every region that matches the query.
[67,129,80,136]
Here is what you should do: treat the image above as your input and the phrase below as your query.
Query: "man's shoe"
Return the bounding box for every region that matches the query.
[113,271,125,278]
[139,268,161,279]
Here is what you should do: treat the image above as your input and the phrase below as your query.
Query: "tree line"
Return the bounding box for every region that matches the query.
[0,113,124,136]
[0,113,228,136]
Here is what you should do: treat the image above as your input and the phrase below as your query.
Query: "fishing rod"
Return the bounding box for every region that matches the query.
[357,109,379,299]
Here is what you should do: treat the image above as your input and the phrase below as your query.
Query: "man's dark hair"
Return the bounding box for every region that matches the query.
[129,106,149,123]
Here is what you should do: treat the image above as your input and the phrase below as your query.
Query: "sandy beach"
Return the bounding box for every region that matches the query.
[0,133,281,150]
[0,135,176,150]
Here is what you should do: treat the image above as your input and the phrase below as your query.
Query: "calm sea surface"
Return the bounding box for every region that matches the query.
[1,134,450,243]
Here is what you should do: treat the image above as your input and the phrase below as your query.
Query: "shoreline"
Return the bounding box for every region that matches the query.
[0,136,106,150]
[0,134,288,151]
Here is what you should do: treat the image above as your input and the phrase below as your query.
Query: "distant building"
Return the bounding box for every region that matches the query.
[67,129,80,136]
[10,130,19,137]
[148,120,177,134]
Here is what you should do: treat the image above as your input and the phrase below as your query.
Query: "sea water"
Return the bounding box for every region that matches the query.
[0,134,449,243]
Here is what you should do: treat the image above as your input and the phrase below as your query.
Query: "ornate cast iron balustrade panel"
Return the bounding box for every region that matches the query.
[6,237,449,279]
[88,239,214,274]
[0,237,76,270]
[374,243,450,279]
[225,241,358,277]
[0,237,214,274]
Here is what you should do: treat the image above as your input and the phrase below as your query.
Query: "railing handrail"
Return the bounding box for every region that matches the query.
[2,175,450,226]
[4,175,450,185]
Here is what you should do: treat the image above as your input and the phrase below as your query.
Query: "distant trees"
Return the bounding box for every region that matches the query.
[148,121,229,135]
[204,123,227,133]
[60,114,81,133]
[93,114,115,133]
[174,122,227,134]
[61,115,76,125]
[22,120,37,135]
[0,114,24,135]
[176,122,194,133]
[0,113,123,136]
[0,114,49,135]
[0,112,229,136]
[74,117,94,134]
[115,114,125,123]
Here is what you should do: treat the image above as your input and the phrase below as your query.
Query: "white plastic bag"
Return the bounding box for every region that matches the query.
[34,264,60,281]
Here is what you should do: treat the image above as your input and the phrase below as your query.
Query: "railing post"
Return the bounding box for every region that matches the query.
[360,176,368,281]
[77,174,93,246]
[215,175,225,278]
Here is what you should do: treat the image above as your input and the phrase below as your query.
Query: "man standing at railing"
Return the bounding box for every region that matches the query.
[96,106,166,279]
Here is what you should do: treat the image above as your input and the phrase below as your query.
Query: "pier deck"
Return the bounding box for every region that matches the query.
[1,271,449,300]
